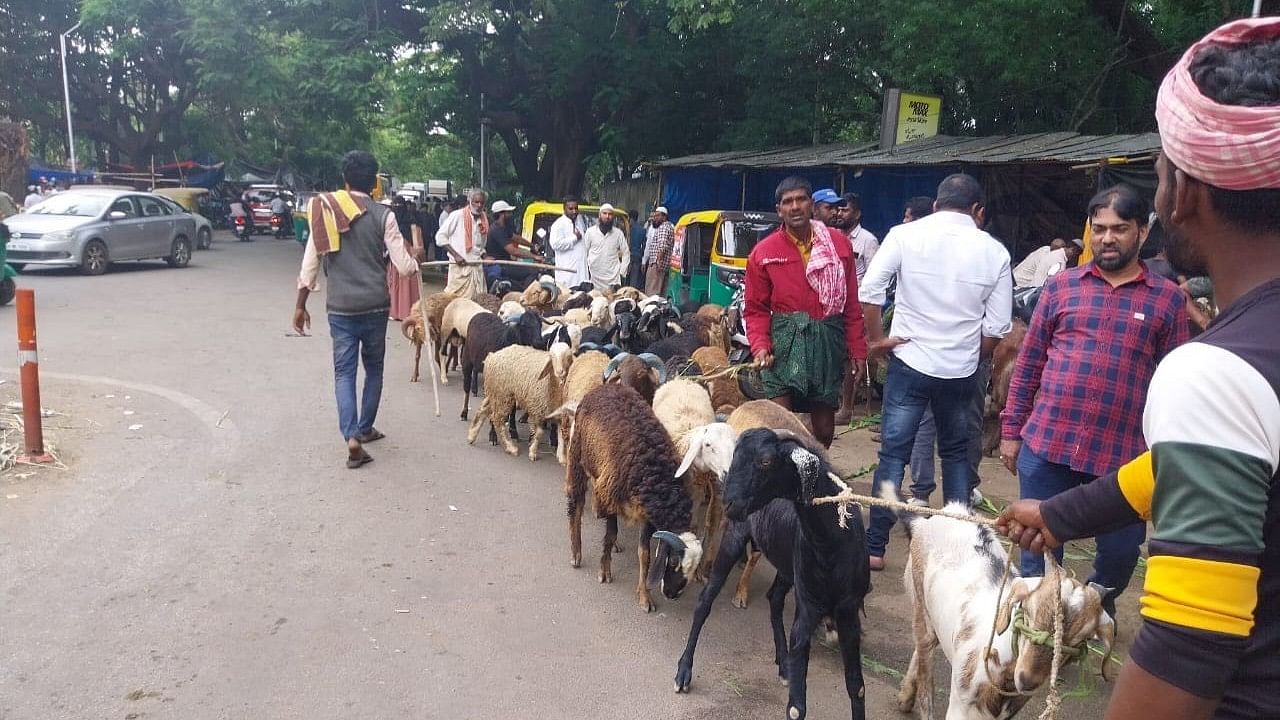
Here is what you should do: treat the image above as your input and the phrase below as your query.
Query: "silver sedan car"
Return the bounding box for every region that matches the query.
[6,189,197,275]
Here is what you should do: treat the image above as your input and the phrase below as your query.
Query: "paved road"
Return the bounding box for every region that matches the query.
[0,233,1112,719]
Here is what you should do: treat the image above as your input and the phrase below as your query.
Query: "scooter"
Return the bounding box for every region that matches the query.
[270,213,293,239]
[233,215,254,242]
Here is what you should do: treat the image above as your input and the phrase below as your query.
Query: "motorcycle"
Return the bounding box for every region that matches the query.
[724,275,767,400]
[233,215,253,242]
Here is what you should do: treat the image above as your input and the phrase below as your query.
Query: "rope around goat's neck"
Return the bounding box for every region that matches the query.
[812,486,1067,718]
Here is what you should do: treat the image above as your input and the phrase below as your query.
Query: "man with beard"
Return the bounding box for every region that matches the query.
[810,188,842,225]
[998,18,1280,719]
[549,196,588,286]
[435,189,489,299]
[642,206,675,296]
[583,203,629,291]
[744,176,867,448]
[999,184,1188,618]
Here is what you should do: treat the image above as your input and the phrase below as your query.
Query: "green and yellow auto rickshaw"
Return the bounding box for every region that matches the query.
[520,201,631,250]
[667,210,781,306]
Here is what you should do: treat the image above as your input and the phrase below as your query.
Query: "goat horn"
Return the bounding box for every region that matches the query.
[540,280,561,302]
[637,352,668,383]
[652,530,687,552]
[601,343,622,357]
[578,342,600,355]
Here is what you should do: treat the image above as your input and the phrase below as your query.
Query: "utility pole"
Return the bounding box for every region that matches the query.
[479,92,488,190]
[60,21,82,173]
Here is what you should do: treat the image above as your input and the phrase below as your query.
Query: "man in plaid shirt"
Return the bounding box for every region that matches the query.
[642,207,675,295]
[1000,183,1189,617]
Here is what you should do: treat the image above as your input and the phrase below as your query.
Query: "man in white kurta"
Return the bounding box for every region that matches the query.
[583,203,629,290]
[548,198,588,286]
[435,189,488,299]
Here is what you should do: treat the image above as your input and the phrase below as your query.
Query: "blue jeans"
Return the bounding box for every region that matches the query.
[866,356,979,558]
[906,357,992,500]
[329,312,388,441]
[1017,446,1145,615]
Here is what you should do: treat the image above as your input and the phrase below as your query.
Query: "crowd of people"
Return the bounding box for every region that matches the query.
[289,17,1278,718]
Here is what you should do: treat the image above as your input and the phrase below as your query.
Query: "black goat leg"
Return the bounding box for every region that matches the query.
[833,604,867,720]
[674,522,751,693]
[766,575,793,685]
[460,364,472,421]
[786,602,822,719]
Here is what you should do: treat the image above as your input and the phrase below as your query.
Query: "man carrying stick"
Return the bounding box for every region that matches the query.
[435,189,489,299]
[999,19,1280,719]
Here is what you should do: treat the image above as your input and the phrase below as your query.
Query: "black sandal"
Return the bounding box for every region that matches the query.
[356,428,386,444]
[346,449,374,469]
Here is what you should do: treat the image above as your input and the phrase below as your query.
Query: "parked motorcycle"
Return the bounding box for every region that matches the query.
[724,275,766,400]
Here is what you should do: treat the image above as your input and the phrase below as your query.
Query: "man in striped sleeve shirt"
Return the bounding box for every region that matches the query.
[998,19,1280,719]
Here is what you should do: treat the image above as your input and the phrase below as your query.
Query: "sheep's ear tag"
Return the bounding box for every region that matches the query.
[789,446,820,504]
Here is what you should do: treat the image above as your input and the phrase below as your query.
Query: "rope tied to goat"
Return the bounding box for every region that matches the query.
[811,484,1083,719]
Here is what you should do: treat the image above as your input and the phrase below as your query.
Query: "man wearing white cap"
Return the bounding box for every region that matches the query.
[642,206,675,295]
[486,199,544,288]
[583,203,629,291]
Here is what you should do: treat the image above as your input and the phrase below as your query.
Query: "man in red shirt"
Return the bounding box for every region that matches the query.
[744,176,868,447]
[1000,184,1188,617]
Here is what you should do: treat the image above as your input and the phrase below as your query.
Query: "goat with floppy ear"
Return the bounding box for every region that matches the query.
[719,428,870,720]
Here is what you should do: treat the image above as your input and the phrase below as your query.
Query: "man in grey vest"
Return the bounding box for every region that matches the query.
[293,151,423,468]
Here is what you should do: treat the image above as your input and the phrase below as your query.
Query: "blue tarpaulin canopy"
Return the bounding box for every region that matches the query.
[653,132,1160,258]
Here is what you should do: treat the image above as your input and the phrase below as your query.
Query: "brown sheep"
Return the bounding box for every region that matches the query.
[548,350,611,465]
[690,346,746,416]
[520,279,561,314]
[473,293,503,314]
[401,292,458,382]
[565,383,704,613]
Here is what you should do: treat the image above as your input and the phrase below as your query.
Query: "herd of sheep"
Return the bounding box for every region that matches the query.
[400,276,1117,720]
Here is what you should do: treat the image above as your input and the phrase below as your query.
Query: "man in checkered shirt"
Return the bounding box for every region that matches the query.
[1000,183,1189,618]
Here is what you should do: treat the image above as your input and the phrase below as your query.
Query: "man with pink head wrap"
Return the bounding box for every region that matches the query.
[997,17,1280,720]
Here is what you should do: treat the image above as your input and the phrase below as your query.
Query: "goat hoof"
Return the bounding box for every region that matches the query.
[613,542,623,553]
[674,668,692,693]
[599,570,612,583]
[460,410,468,421]
[731,594,748,609]
[639,595,656,613]
[570,554,581,568]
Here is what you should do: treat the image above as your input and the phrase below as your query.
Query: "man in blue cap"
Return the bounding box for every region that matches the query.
[811,188,842,226]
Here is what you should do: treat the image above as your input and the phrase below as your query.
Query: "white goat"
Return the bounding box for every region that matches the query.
[896,500,1115,720]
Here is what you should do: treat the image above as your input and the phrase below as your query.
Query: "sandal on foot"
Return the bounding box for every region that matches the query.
[356,429,386,443]
[346,450,374,469]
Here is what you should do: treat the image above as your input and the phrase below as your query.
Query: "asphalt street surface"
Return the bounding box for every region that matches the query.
[0,232,1114,719]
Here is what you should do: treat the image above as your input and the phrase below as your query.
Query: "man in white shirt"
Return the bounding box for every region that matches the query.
[435,189,489,299]
[548,197,588,286]
[583,203,629,290]
[23,186,42,209]
[1012,237,1083,288]
[859,173,1012,569]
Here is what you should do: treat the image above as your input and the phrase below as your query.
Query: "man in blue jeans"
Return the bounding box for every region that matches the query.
[293,151,423,468]
[1000,184,1188,615]
[859,174,1012,570]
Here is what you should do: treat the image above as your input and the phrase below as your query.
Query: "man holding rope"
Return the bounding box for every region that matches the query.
[999,19,1280,720]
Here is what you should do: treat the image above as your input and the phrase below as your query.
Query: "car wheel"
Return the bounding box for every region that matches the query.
[166,236,192,268]
[0,277,14,306]
[197,227,212,250]
[81,240,110,276]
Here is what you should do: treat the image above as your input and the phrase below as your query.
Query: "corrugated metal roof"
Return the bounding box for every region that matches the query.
[655,133,1160,170]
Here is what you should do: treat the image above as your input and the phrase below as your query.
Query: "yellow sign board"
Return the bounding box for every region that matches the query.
[895,92,942,145]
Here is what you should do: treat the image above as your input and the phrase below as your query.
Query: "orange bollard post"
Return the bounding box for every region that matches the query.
[16,288,53,464]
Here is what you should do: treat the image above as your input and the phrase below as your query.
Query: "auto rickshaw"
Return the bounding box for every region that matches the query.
[520,201,631,261]
[0,221,19,305]
[667,210,781,306]
[154,187,208,214]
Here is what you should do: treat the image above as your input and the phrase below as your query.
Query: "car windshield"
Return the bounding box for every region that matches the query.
[29,193,111,217]
[718,219,779,258]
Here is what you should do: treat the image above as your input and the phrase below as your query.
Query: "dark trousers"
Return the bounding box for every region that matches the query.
[866,355,979,558]
[1017,445,1145,615]
[329,311,388,441]
[908,356,992,498]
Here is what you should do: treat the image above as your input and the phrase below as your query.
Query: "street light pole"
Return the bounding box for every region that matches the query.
[60,21,82,174]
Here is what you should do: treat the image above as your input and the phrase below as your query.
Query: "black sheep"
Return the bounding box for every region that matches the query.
[687,428,869,720]
[645,329,705,362]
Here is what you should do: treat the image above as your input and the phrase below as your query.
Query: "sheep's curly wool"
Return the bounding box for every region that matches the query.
[570,383,692,533]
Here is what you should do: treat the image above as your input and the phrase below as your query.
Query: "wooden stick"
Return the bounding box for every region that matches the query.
[420,275,441,417]
[419,259,574,273]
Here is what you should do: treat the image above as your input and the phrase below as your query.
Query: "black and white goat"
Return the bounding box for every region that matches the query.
[679,428,870,720]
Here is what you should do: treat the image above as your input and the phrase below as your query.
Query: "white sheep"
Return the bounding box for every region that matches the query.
[589,295,611,328]
[467,342,574,461]
[438,297,491,383]
[653,378,725,581]
[498,300,525,323]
